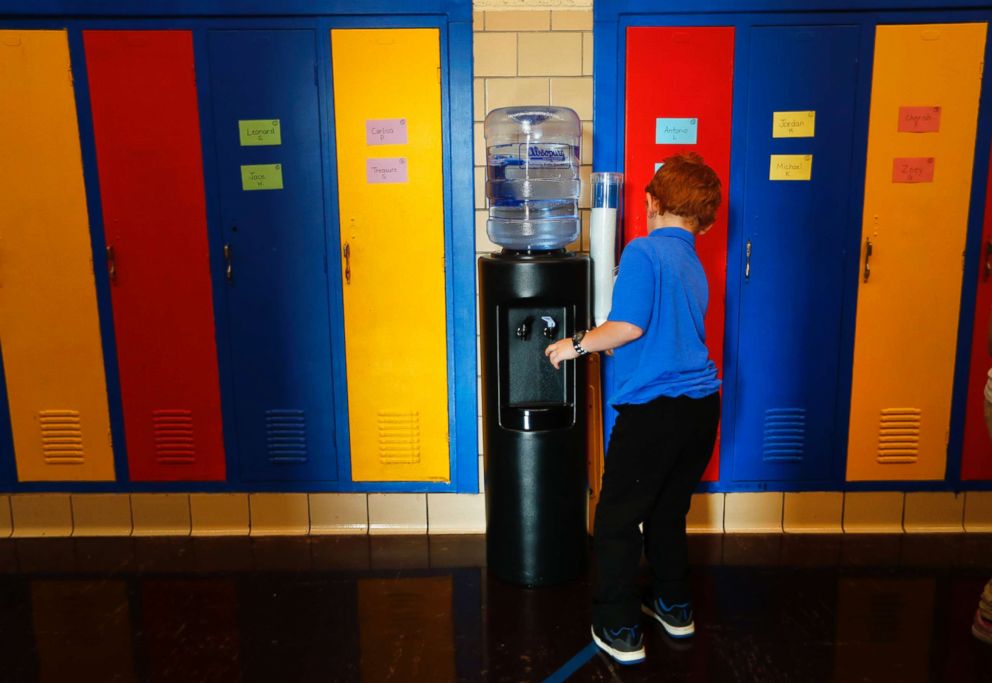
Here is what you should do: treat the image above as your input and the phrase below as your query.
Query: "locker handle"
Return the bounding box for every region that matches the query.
[984,239,992,282]
[745,239,751,280]
[343,242,351,285]
[863,238,873,283]
[223,243,233,281]
[106,245,117,281]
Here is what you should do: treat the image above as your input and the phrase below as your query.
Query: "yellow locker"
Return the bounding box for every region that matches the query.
[0,30,115,481]
[331,29,450,482]
[847,23,987,481]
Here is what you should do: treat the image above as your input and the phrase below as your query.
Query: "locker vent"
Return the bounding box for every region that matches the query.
[39,410,84,465]
[761,408,805,462]
[153,410,195,464]
[266,409,307,463]
[377,411,421,465]
[877,408,921,463]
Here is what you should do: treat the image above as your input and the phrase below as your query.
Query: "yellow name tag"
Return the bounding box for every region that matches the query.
[239,119,281,146]
[772,111,816,138]
[241,163,283,191]
[769,154,813,181]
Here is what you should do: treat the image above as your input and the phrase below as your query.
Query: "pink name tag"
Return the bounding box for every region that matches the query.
[366,119,407,145]
[898,106,941,133]
[366,158,408,184]
[892,157,935,183]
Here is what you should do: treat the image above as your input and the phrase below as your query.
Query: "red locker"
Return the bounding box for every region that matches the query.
[84,30,225,480]
[623,26,735,480]
[961,146,992,481]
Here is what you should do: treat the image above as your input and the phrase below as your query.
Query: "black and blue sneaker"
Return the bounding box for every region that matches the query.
[641,596,695,638]
[591,624,646,664]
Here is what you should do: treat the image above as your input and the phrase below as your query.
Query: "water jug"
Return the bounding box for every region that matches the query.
[484,106,582,251]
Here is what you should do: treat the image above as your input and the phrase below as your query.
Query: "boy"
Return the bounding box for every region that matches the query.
[545,152,722,664]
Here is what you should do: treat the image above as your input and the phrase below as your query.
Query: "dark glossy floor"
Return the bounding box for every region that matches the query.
[0,534,990,682]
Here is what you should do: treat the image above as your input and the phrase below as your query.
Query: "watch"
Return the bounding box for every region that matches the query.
[572,330,589,357]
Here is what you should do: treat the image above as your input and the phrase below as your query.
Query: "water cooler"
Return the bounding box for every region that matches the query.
[479,106,590,586]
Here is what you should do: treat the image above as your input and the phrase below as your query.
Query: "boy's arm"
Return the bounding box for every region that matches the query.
[544,321,642,369]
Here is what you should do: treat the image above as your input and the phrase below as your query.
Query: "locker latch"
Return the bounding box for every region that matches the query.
[106,245,117,281]
[223,243,233,281]
[984,240,992,282]
[863,238,873,283]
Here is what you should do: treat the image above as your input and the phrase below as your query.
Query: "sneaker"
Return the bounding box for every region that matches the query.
[973,609,992,646]
[591,624,646,665]
[642,596,695,638]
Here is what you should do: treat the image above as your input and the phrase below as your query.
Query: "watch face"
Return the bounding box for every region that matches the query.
[573,330,586,343]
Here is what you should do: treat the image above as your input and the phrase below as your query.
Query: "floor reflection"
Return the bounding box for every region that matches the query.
[0,535,988,682]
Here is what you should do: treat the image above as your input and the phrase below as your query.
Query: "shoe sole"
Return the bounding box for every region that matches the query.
[641,604,695,638]
[590,626,646,665]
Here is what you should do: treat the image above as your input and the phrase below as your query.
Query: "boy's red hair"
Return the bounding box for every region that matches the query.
[645,152,722,228]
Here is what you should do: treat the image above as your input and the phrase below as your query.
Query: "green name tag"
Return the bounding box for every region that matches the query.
[239,119,281,146]
[241,164,283,191]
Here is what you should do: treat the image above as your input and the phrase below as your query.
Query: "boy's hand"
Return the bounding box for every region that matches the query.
[545,338,578,369]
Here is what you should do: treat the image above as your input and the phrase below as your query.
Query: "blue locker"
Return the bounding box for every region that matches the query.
[0,344,14,488]
[206,30,338,482]
[730,25,862,483]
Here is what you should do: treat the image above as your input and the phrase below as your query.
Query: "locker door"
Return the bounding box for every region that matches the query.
[960,146,992,481]
[732,26,861,483]
[847,23,987,481]
[0,30,115,482]
[206,30,338,482]
[84,30,226,482]
[332,29,449,482]
[624,26,734,481]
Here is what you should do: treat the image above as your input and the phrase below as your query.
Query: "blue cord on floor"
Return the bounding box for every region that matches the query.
[543,641,599,683]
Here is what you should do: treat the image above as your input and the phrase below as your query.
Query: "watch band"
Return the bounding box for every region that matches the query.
[572,330,589,356]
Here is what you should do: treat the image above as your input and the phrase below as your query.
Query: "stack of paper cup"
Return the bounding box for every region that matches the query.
[590,172,623,326]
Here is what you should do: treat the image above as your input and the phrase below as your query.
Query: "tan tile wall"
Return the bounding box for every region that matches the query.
[0,491,987,536]
[472,8,594,254]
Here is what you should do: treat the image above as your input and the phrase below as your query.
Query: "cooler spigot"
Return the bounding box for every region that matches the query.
[541,316,557,339]
[516,317,532,340]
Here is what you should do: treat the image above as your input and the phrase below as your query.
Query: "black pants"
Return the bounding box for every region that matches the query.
[592,392,720,628]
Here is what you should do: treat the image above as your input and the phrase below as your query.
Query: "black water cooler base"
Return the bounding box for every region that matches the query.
[479,251,590,587]
[485,429,587,587]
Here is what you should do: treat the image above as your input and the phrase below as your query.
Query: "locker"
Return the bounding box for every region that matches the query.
[847,23,987,481]
[623,26,734,480]
[332,29,450,482]
[0,30,115,482]
[0,356,14,488]
[960,146,992,481]
[731,26,862,483]
[206,30,338,482]
[84,30,226,481]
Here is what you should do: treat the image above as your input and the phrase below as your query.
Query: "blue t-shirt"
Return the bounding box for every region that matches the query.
[607,227,721,405]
